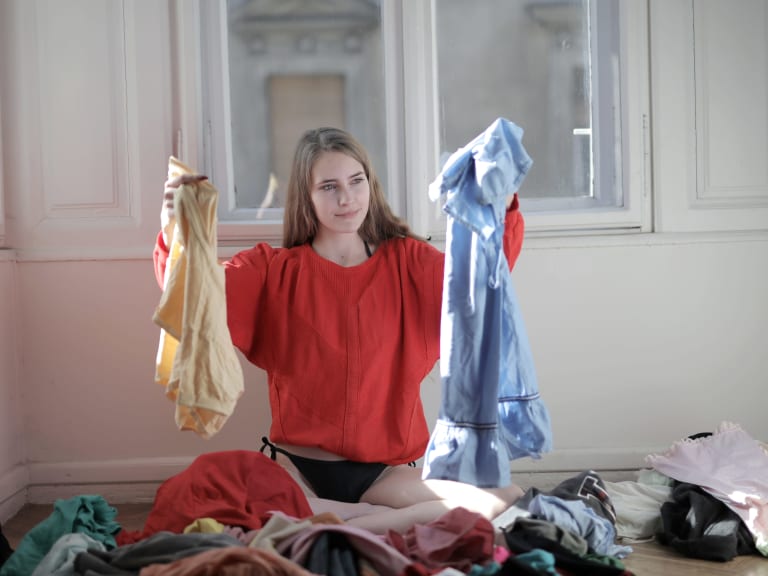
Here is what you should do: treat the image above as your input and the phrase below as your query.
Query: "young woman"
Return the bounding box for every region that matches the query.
[154,127,526,533]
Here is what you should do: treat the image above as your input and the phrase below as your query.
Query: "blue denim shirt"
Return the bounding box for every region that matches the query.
[422,118,552,488]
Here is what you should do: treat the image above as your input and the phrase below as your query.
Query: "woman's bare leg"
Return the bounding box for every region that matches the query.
[348,465,524,534]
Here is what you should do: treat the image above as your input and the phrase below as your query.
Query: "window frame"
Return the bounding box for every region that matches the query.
[199,0,284,245]
[526,0,652,236]
[403,0,652,241]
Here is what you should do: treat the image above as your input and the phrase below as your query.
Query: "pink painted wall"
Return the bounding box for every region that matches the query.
[16,259,274,465]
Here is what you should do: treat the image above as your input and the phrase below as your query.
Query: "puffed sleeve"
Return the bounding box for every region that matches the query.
[153,232,170,288]
[223,244,275,363]
[503,193,524,270]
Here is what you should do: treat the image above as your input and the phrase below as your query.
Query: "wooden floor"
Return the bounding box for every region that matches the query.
[3,503,767,575]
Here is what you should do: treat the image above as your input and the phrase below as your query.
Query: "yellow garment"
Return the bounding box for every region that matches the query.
[153,156,244,438]
[184,517,225,534]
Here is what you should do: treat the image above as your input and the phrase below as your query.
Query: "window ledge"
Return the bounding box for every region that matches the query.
[425,228,768,253]
[523,229,768,251]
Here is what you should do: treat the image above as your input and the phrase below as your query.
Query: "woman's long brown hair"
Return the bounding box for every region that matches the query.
[282,127,425,248]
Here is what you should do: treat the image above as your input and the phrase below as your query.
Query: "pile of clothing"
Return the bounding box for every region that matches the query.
[3,421,765,574]
[644,422,767,561]
[605,421,768,562]
[0,453,637,576]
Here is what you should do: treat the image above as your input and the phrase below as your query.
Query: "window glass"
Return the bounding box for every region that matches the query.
[435,0,621,210]
[224,0,388,218]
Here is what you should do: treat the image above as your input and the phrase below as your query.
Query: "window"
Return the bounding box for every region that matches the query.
[437,1,601,205]
[194,0,391,244]
[183,0,650,244]
[424,0,651,237]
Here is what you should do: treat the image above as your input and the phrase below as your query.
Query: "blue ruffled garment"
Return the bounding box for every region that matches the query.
[422,117,552,488]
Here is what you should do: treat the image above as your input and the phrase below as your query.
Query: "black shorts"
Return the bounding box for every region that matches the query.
[260,437,387,503]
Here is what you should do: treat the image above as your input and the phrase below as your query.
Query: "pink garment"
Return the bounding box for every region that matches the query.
[224,525,261,545]
[276,523,411,576]
[646,421,768,556]
[384,507,495,573]
[493,545,510,564]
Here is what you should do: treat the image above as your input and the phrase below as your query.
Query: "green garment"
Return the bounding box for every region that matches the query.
[583,552,626,569]
[0,495,120,576]
[516,549,558,575]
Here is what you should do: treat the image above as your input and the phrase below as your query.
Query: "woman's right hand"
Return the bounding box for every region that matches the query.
[161,174,208,245]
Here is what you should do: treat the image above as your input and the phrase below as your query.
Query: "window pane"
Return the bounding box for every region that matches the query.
[435,0,620,207]
[225,0,388,217]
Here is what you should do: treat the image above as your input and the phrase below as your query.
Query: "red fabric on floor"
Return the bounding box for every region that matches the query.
[117,451,312,545]
[386,507,495,574]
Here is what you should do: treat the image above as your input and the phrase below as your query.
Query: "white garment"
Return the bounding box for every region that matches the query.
[604,479,672,541]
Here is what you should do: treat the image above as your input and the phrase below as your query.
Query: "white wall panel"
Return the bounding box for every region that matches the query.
[651,0,768,232]
[694,0,768,203]
[5,0,172,258]
[37,1,132,220]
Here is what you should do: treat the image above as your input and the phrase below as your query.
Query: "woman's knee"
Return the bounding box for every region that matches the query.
[501,482,525,503]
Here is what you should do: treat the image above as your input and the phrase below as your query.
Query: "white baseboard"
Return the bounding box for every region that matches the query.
[27,456,194,486]
[27,482,164,505]
[12,448,661,505]
[512,470,640,492]
[25,456,195,504]
[510,446,660,474]
[0,465,30,524]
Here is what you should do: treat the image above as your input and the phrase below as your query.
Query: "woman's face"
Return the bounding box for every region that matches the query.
[310,151,370,238]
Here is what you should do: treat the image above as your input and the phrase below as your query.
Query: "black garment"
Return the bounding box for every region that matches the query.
[305,532,360,576]
[260,437,387,503]
[509,517,589,556]
[0,523,13,570]
[503,528,633,576]
[657,482,757,562]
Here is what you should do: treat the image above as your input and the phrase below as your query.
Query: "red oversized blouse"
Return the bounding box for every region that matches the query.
[153,201,523,464]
